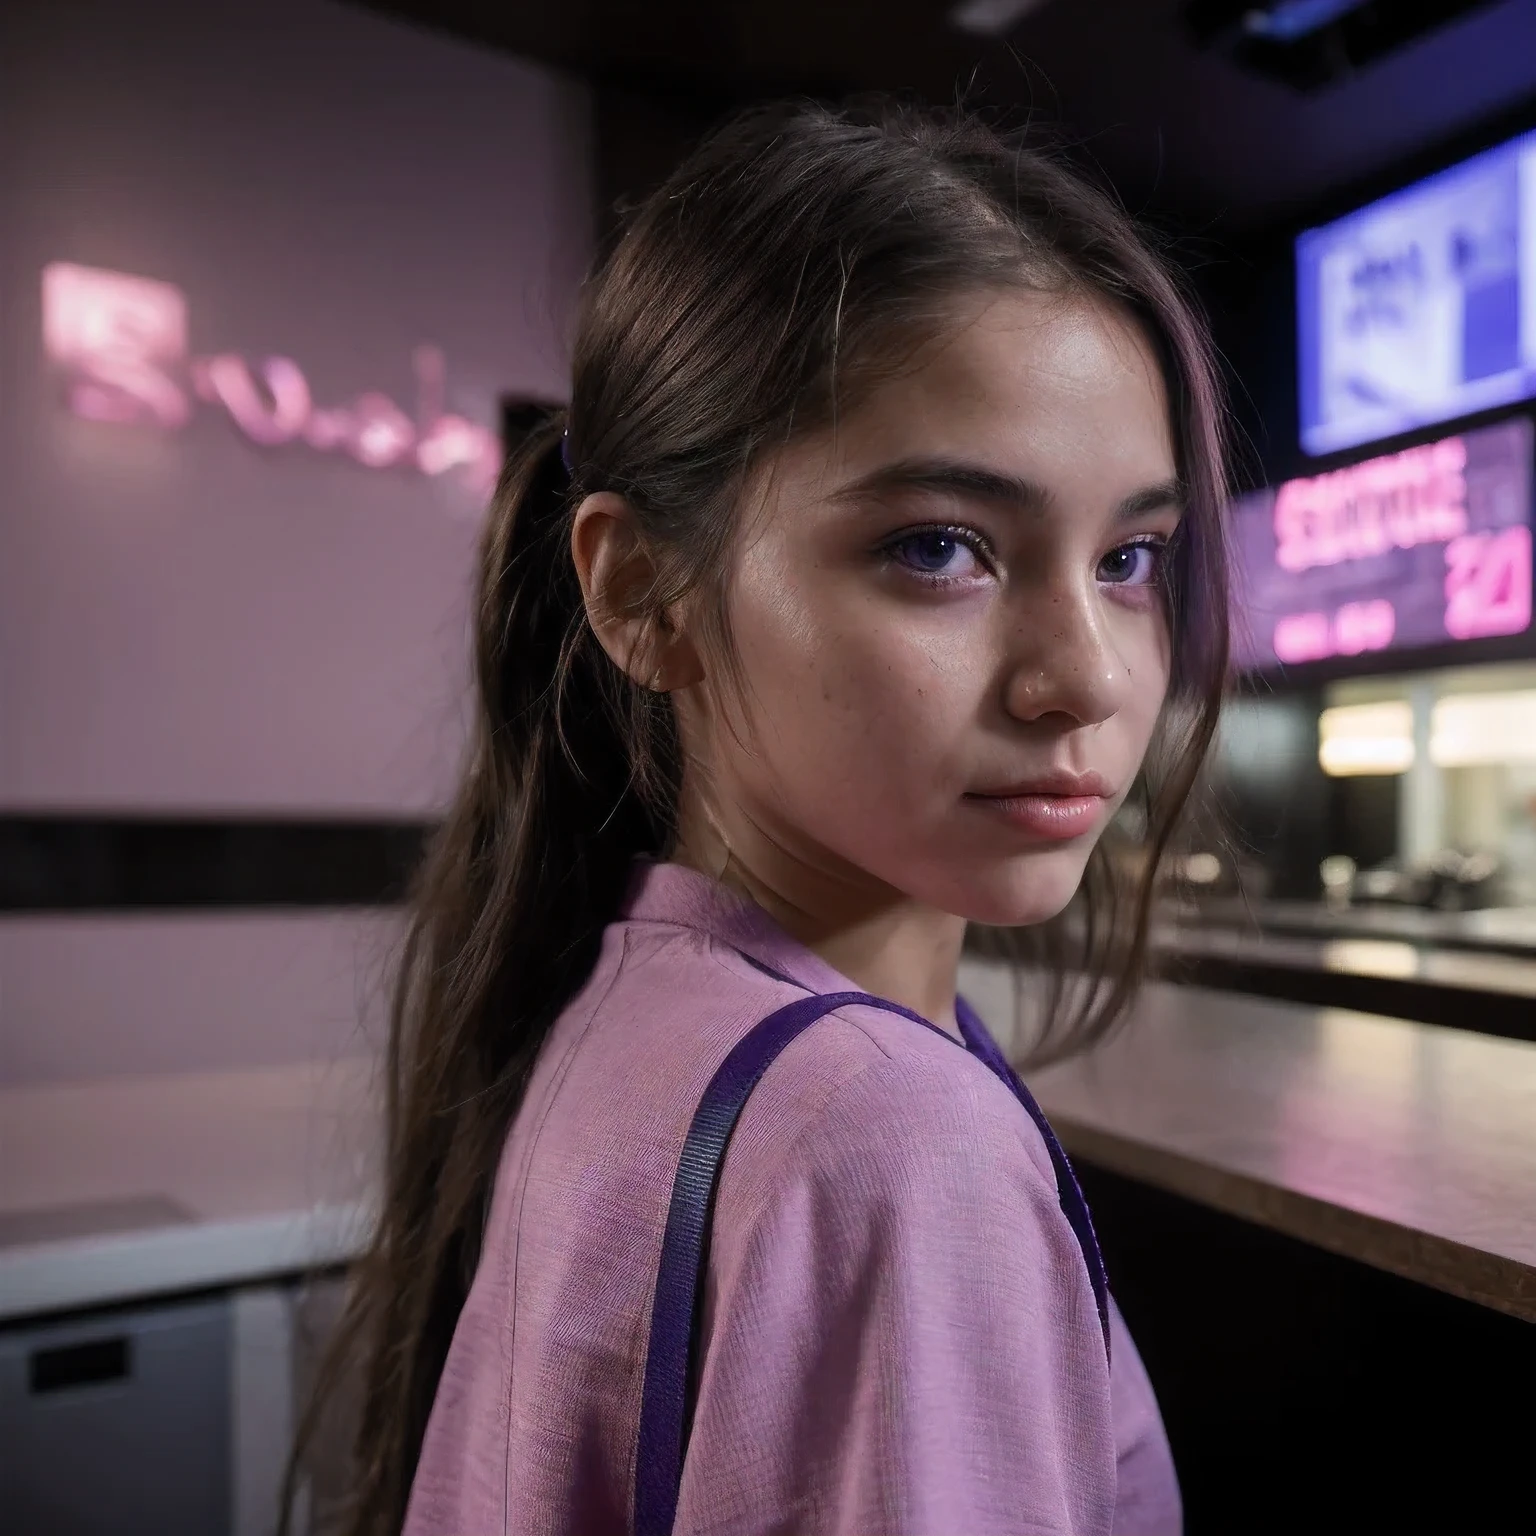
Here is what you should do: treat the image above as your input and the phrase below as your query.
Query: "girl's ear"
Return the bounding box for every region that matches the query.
[570,493,705,692]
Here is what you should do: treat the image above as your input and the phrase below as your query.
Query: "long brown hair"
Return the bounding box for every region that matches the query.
[288,98,1229,1536]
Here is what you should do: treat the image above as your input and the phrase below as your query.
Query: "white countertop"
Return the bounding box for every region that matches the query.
[1,1056,379,1322]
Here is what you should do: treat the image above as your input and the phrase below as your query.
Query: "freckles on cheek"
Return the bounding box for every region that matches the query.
[808,636,872,719]
[820,630,969,760]
[732,540,969,756]
[731,601,868,762]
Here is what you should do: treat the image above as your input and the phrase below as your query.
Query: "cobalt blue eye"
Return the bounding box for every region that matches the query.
[887,526,987,577]
[902,531,961,570]
[1097,539,1164,586]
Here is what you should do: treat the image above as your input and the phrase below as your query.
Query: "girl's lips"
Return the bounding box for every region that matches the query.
[970,769,1114,799]
[963,791,1108,840]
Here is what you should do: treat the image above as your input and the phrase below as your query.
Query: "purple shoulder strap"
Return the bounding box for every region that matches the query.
[632,988,1109,1536]
[954,996,1111,1354]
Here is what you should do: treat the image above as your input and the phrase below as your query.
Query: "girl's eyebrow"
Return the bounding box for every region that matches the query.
[833,456,1185,522]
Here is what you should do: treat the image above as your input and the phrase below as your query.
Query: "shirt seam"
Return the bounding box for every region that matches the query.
[698,934,1057,1219]
[701,937,907,1061]
[725,1011,1053,1259]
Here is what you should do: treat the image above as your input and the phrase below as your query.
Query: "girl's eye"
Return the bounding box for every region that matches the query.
[886,527,989,578]
[1097,538,1166,587]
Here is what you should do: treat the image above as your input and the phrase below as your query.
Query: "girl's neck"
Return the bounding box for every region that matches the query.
[670,805,966,1037]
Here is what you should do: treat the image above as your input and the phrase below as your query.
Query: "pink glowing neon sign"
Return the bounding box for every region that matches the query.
[42,262,501,496]
[1271,437,1470,574]
[1272,599,1397,665]
[1230,417,1534,671]
[1444,524,1533,640]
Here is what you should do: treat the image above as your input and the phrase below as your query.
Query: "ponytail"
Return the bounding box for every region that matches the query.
[286,422,671,1536]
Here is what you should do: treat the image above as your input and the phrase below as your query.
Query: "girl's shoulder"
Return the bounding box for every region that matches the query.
[580,912,1062,1208]
[718,991,1064,1230]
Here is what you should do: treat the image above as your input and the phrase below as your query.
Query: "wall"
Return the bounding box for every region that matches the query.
[0,0,594,1084]
[1,0,592,812]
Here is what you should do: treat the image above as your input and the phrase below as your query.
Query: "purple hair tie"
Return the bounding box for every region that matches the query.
[559,427,574,475]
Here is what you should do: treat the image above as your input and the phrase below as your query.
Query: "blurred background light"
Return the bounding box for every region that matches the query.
[1318,701,1415,776]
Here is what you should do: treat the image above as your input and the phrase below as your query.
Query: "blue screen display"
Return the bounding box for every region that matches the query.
[1297,128,1536,457]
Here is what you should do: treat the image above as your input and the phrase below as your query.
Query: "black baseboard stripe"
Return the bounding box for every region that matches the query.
[0,817,433,912]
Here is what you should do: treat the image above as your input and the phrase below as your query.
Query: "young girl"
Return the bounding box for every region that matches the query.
[311,100,1228,1536]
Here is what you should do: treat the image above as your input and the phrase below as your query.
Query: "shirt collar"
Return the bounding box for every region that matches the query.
[620,859,861,998]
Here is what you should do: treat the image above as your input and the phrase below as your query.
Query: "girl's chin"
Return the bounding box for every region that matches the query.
[927,848,1093,929]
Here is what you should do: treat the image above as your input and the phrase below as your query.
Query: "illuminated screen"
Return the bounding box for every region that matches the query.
[1230,416,1535,671]
[1297,128,1536,457]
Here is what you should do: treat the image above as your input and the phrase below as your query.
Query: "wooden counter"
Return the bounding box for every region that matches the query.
[1188,897,1536,957]
[960,966,1536,1323]
[1149,922,1536,1040]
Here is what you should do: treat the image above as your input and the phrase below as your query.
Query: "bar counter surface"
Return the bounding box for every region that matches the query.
[1148,921,1536,1040]
[3,976,1534,1327]
[1190,896,1536,956]
[963,968,1536,1324]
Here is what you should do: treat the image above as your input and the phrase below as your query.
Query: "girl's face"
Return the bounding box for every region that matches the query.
[681,288,1181,927]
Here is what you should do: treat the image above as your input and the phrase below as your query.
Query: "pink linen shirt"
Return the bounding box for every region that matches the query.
[404,861,1180,1535]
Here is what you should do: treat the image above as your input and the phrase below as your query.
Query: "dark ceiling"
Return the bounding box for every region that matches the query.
[358,0,1536,236]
